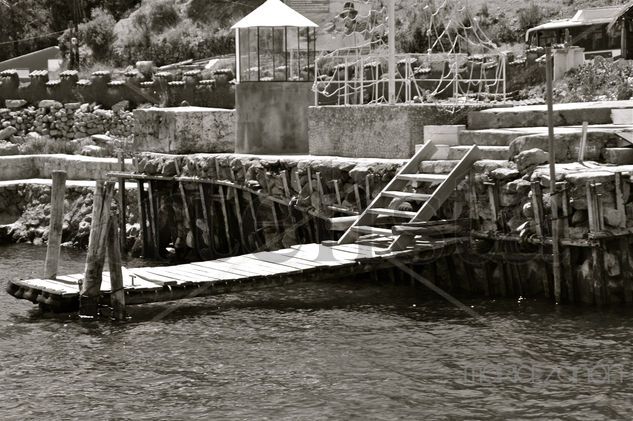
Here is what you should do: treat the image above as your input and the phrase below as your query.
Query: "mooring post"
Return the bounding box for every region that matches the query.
[80,181,115,318]
[107,215,126,321]
[44,170,67,280]
[135,179,148,258]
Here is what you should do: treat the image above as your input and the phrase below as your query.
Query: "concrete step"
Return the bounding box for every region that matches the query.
[468,100,633,130]
[603,148,633,165]
[459,125,633,147]
[449,145,511,160]
[458,129,521,146]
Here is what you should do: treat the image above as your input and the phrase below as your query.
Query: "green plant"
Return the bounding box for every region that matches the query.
[81,8,117,62]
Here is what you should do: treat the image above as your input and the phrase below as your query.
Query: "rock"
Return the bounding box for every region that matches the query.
[38,99,63,109]
[571,209,588,226]
[5,99,27,109]
[64,102,81,110]
[161,160,177,176]
[80,145,106,157]
[0,126,17,140]
[515,148,549,173]
[111,100,130,112]
[0,140,19,155]
[490,167,519,181]
[91,134,113,145]
[605,251,620,277]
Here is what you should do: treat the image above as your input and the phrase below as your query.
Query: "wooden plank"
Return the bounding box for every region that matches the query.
[367,208,416,218]
[129,268,180,286]
[251,251,322,270]
[215,256,284,276]
[292,243,372,261]
[190,261,261,278]
[329,244,381,259]
[397,173,449,183]
[277,245,356,266]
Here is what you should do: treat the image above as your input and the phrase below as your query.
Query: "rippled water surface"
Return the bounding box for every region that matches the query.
[2,243,633,419]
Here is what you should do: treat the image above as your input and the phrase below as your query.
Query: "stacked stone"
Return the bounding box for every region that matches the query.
[1,104,36,136]
[73,104,134,139]
[0,100,136,144]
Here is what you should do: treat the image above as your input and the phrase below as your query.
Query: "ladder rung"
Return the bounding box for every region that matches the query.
[381,191,431,201]
[397,173,448,182]
[367,208,417,218]
[351,226,393,236]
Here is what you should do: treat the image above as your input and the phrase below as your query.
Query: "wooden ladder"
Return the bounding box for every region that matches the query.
[337,142,481,252]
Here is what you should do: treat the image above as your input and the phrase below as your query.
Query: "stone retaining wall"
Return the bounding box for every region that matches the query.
[0,154,133,181]
[308,104,489,159]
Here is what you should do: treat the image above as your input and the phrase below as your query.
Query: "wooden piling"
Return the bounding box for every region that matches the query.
[215,161,234,253]
[107,215,126,321]
[146,181,161,258]
[135,180,148,258]
[117,151,127,254]
[80,181,114,317]
[44,170,67,280]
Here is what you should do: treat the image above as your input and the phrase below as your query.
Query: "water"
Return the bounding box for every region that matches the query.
[1,244,633,419]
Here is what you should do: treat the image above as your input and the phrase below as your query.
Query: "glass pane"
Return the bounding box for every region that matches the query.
[239,28,251,81]
[249,28,259,80]
[273,27,286,81]
[258,27,274,80]
[288,27,301,81]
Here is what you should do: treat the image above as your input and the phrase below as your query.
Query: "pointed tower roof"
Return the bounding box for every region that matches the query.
[231,0,319,29]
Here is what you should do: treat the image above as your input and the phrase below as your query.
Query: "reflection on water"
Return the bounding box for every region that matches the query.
[1,243,632,419]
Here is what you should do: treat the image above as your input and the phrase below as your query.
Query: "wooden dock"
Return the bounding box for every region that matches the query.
[6,240,463,312]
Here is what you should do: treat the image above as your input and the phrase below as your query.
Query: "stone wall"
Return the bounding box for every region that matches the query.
[0,100,135,145]
[308,104,488,159]
[133,107,235,154]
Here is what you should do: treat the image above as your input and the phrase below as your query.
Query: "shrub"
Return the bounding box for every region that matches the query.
[517,3,544,34]
[81,8,117,62]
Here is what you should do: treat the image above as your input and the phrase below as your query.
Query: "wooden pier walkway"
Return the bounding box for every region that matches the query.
[6,240,463,311]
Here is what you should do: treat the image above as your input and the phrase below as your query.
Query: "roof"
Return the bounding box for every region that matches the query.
[0,46,60,69]
[231,0,318,29]
[608,1,633,32]
[526,6,622,41]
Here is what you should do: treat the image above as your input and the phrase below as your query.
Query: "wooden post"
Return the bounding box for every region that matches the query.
[354,184,363,211]
[621,237,633,304]
[107,215,126,321]
[578,121,588,164]
[214,160,233,253]
[332,180,342,205]
[146,181,160,258]
[135,180,148,258]
[545,47,562,304]
[80,181,114,317]
[45,170,67,280]
[198,183,214,255]
[615,172,626,228]
[117,151,127,254]
[531,181,548,297]
[560,181,574,303]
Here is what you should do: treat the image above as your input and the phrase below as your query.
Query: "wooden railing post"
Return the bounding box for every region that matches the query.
[117,151,127,255]
[80,181,115,318]
[45,170,67,280]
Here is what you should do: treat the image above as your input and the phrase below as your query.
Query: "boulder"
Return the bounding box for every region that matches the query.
[515,148,549,172]
[38,99,63,109]
[490,167,519,181]
[111,100,130,113]
[0,140,19,155]
[5,99,27,109]
[0,126,17,140]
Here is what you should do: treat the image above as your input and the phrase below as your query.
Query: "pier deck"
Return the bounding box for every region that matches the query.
[6,240,463,311]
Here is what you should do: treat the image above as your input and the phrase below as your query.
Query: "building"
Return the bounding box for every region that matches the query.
[526,3,633,60]
[0,46,63,80]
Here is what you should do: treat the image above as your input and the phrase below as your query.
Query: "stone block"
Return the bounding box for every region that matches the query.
[133,106,235,154]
